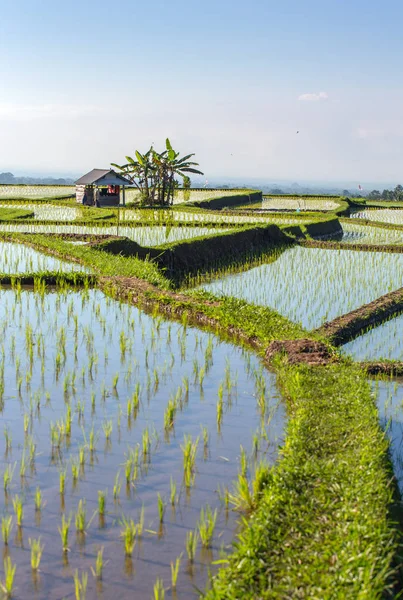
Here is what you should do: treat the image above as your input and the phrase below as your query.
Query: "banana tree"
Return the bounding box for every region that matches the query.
[112,140,203,206]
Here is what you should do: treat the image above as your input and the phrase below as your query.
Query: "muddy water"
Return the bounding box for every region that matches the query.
[0,288,285,599]
[0,241,90,274]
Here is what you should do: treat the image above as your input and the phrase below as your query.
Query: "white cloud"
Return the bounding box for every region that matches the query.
[0,103,103,121]
[298,91,328,102]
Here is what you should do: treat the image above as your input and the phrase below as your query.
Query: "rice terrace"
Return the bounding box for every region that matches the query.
[0,138,403,600]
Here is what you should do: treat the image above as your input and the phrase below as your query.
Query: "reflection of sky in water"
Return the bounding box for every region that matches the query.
[200,246,403,329]
[376,380,403,494]
[0,287,285,599]
[0,224,230,246]
[341,223,403,245]
[0,241,90,273]
[342,314,403,361]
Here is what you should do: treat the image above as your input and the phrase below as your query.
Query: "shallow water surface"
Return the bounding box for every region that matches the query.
[199,246,403,329]
[0,224,230,247]
[340,222,403,245]
[342,314,403,361]
[0,241,90,274]
[0,288,284,599]
[375,380,403,494]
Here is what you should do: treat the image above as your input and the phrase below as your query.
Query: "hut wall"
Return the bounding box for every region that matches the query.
[76,185,95,205]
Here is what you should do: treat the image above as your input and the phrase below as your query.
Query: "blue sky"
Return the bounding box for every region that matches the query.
[1,0,402,185]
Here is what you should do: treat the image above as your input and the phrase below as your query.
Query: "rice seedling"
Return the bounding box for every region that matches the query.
[113,472,122,500]
[185,530,198,563]
[181,434,199,488]
[29,537,44,571]
[73,570,88,600]
[102,420,113,440]
[59,513,72,552]
[34,486,43,511]
[98,490,107,516]
[23,413,29,435]
[71,460,79,483]
[137,505,145,537]
[201,425,209,449]
[240,445,248,477]
[217,394,224,429]
[4,428,11,453]
[170,477,177,506]
[120,516,137,556]
[3,463,15,492]
[164,398,177,430]
[12,494,23,527]
[142,427,150,458]
[90,547,104,579]
[217,484,230,508]
[59,469,66,495]
[197,505,217,548]
[157,493,166,523]
[75,499,87,532]
[1,516,12,545]
[153,577,165,600]
[170,553,182,589]
[0,556,16,598]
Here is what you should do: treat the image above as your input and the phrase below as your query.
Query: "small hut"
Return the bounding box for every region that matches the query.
[75,169,131,207]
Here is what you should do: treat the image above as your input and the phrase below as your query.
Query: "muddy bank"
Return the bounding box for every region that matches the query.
[316,286,403,346]
[299,239,403,254]
[359,362,403,377]
[265,338,336,366]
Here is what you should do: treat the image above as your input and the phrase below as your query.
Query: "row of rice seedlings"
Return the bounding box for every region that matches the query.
[199,245,403,329]
[0,286,282,597]
[0,241,89,274]
[353,208,403,226]
[341,221,403,245]
[0,223,235,247]
[342,312,403,361]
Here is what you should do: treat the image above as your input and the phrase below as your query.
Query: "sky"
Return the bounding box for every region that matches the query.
[1,0,403,185]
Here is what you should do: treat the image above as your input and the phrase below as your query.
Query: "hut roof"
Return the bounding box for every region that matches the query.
[75,169,131,186]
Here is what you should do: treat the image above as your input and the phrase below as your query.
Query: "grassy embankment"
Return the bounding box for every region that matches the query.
[205,361,400,599]
[0,218,401,597]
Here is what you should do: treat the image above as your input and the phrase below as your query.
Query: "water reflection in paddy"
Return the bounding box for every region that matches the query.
[0,287,285,599]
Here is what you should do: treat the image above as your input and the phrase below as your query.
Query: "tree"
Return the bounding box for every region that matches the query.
[367,190,381,200]
[112,139,203,207]
[394,184,403,201]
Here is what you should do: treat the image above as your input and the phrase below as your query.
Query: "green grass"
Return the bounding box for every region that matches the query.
[0,207,34,220]
[0,233,170,289]
[206,361,399,599]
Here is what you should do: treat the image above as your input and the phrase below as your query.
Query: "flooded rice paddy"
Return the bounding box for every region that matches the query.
[0,225,231,247]
[0,242,90,274]
[340,222,403,245]
[352,209,403,226]
[199,246,403,329]
[342,314,403,361]
[0,186,75,199]
[0,204,79,221]
[375,380,403,494]
[262,197,340,211]
[0,287,284,599]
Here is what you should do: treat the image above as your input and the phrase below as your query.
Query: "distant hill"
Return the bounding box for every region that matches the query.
[0,172,75,185]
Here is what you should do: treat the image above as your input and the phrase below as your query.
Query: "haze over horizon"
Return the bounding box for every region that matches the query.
[1,0,402,185]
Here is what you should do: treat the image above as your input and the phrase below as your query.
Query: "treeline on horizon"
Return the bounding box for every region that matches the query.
[0,172,75,185]
[366,184,403,201]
